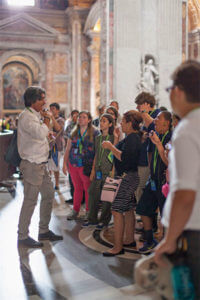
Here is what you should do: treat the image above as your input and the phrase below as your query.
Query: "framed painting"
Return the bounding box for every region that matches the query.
[3,63,32,110]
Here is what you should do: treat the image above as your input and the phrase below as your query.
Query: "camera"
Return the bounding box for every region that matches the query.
[149,131,154,137]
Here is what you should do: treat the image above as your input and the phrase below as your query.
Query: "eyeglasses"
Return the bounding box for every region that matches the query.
[165,85,176,93]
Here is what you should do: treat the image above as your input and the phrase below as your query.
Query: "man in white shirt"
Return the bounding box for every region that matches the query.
[17,86,63,248]
[155,60,200,297]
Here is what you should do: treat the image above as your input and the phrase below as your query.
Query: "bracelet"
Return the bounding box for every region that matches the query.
[44,116,50,121]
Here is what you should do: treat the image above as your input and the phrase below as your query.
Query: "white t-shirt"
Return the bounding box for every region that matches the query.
[162,108,200,230]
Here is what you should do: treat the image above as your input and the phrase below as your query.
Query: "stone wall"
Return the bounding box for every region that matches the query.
[0,8,72,117]
[113,0,184,113]
[0,5,91,117]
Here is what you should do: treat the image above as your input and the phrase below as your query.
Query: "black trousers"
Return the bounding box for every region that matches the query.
[183,230,200,299]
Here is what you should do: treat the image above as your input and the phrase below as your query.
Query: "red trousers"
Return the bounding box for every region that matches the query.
[68,163,91,213]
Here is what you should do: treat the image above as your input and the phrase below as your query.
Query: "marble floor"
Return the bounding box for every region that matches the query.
[0,172,160,300]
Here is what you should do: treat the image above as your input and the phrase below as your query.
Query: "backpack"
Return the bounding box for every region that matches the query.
[4,129,21,167]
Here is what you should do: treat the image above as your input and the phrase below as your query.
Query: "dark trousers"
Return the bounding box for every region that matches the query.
[183,230,200,299]
[69,174,74,198]
[88,178,111,225]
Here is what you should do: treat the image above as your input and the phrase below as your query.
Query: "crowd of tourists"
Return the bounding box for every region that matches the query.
[62,94,177,256]
[13,60,200,298]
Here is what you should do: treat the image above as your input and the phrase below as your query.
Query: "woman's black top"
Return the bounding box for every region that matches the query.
[114,132,141,176]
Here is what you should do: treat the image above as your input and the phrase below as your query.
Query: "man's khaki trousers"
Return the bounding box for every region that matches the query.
[18,160,54,240]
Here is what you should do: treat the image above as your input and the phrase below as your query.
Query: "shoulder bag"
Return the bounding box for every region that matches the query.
[100,176,122,203]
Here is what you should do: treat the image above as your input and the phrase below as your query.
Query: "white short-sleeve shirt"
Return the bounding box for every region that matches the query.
[162,108,200,230]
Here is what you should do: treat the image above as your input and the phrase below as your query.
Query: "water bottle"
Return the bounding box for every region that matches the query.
[171,263,195,300]
[169,237,195,300]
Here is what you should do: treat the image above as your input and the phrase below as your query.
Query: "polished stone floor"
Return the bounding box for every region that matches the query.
[0,172,160,300]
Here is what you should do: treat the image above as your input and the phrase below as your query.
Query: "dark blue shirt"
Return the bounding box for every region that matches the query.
[150,131,172,189]
[114,132,141,176]
[138,108,160,167]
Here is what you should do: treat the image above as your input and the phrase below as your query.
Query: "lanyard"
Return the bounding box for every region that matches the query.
[149,109,155,116]
[26,107,33,113]
[27,107,44,124]
[98,135,109,167]
[153,131,168,174]
[77,128,87,154]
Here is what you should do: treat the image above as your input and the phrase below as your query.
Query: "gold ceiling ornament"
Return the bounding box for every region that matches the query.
[68,0,95,8]
[188,0,200,31]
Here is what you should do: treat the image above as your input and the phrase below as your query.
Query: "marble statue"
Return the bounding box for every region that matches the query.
[137,57,159,95]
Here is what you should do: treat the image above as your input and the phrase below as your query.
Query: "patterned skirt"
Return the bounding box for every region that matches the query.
[112,171,139,213]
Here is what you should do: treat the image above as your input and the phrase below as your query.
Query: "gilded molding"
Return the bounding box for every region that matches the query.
[188,0,200,31]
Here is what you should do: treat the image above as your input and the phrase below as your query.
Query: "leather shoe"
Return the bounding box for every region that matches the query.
[123,241,136,247]
[65,199,73,204]
[38,230,63,241]
[18,236,43,248]
[103,248,125,257]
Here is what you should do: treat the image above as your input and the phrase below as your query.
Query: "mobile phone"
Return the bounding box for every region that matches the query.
[148,131,154,137]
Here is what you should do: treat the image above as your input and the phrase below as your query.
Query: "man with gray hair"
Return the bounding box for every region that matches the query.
[17,86,63,248]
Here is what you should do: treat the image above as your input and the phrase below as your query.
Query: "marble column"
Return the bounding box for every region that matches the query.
[66,7,82,111]
[87,31,100,117]
[45,51,54,103]
[157,0,183,108]
[113,0,184,112]
[72,20,82,111]
[182,0,188,62]
[113,0,142,113]
[99,0,108,105]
